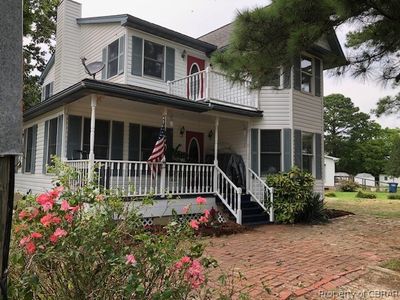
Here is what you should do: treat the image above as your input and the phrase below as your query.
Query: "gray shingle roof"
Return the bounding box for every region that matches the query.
[198,23,233,49]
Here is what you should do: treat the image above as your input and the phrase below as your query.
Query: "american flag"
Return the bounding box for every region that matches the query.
[147,116,166,173]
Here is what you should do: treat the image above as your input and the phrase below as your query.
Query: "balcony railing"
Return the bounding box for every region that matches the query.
[167,68,258,109]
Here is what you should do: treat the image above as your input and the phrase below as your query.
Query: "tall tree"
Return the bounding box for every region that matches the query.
[386,135,400,177]
[374,94,400,118]
[212,0,400,90]
[23,0,60,109]
[324,94,395,177]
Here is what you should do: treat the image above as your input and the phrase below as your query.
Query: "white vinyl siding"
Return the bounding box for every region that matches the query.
[292,90,323,133]
[79,24,127,84]
[126,28,209,92]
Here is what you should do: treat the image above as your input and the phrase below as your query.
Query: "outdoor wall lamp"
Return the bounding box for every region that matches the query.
[181,50,186,59]
[208,130,214,139]
[180,126,185,136]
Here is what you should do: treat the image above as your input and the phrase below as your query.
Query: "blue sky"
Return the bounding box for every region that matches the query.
[79,0,398,128]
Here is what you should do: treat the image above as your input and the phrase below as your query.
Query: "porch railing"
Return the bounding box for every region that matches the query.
[247,168,274,222]
[215,166,242,224]
[66,160,215,198]
[167,68,258,109]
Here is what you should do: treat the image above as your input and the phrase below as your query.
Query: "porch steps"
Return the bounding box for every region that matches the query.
[240,194,269,226]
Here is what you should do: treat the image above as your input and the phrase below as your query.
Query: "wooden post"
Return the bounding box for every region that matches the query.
[0,156,15,299]
[88,95,97,182]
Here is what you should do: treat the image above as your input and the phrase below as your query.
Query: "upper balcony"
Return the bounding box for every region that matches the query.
[167,68,258,110]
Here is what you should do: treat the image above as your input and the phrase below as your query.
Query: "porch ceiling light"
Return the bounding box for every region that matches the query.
[180,126,185,136]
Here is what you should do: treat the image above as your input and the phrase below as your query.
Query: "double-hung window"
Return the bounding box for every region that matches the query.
[24,126,36,173]
[102,36,125,79]
[143,41,165,79]
[302,132,314,174]
[44,116,63,169]
[42,82,54,101]
[260,130,281,175]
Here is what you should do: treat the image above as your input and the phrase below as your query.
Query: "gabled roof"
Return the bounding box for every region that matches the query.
[199,22,347,69]
[24,79,262,121]
[77,14,217,54]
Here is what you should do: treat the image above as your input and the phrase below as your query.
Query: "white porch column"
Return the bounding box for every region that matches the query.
[213,117,219,190]
[160,108,167,197]
[61,106,68,162]
[88,94,97,182]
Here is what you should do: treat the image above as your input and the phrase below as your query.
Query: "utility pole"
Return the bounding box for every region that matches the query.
[0,0,23,299]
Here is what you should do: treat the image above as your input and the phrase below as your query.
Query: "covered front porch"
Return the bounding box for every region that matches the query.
[60,92,272,224]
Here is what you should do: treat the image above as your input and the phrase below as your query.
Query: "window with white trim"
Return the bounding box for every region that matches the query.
[301,56,313,93]
[42,82,54,101]
[302,132,314,174]
[102,36,125,79]
[24,127,35,173]
[143,40,165,79]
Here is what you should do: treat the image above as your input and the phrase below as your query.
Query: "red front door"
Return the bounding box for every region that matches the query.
[187,55,205,100]
[186,131,204,163]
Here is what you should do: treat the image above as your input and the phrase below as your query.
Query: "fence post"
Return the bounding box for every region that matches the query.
[236,188,242,225]
[269,188,274,223]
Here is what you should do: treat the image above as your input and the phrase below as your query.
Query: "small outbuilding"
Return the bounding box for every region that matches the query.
[324,156,339,188]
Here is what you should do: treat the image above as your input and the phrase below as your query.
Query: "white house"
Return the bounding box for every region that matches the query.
[15,0,346,225]
[324,155,339,188]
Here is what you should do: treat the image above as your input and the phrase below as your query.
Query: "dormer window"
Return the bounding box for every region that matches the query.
[101,36,125,79]
[41,82,54,101]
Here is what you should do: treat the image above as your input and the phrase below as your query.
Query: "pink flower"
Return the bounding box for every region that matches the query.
[125,254,137,266]
[50,228,67,244]
[69,205,80,213]
[19,236,31,246]
[182,205,190,214]
[189,219,199,230]
[64,213,74,223]
[181,256,191,264]
[30,208,39,220]
[199,216,208,224]
[60,200,70,211]
[25,242,36,255]
[185,259,205,289]
[18,210,30,220]
[203,209,210,218]
[48,186,63,200]
[40,214,61,227]
[31,232,43,239]
[36,193,55,211]
[196,197,206,205]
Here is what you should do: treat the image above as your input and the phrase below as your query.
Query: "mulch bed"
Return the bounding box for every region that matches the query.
[145,220,248,237]
[324,208,354,219]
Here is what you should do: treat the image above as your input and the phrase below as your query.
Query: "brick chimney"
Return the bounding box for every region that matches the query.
[54,0,82,93]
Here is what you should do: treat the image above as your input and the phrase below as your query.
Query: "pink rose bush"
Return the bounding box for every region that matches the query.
[10,159,247,299]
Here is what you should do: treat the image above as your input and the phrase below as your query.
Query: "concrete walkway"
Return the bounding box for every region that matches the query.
[205,215,400,299]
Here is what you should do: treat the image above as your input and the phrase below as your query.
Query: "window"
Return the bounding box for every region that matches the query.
[107,40,119,78]
[83,118,110,160]
[260,130,281,175]
[141,126,173,161]
[42,82,54,100]
[102,36,125,79]
[302,132,314,174]
[301,56,313,93]
[143,40,165,79]
[47,118,58,166]
[23,127,36,173]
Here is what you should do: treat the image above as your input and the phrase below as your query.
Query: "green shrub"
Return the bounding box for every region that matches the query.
[355,190,377,199]
[297,193,328,224]
[387,194,400,200]
[266,167,326,224]
[325,192,336,197]
[338,180,360,192]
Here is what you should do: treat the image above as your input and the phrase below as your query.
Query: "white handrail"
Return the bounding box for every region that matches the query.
[247,168,274,222]
[215,166,242,224]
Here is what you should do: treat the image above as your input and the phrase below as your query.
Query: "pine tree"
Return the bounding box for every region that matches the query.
[386,135,400,177]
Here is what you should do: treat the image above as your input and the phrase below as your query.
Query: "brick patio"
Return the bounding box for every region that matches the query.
[205,215,400,299]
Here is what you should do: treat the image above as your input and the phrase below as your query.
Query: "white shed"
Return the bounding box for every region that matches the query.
[355,173,375,187]
[324,156,339,188]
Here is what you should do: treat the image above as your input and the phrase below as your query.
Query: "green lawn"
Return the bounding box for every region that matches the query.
[325,192,400,219]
